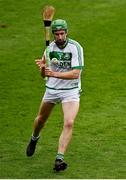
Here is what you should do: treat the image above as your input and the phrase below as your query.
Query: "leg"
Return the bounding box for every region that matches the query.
[58,101,79,154]
[54,101,79,171]
[33,101,55,137]
[26,101,55,156]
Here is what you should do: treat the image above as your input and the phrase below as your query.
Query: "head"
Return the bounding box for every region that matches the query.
[51,19,68,48]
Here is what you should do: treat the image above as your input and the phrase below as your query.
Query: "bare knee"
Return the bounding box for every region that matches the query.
[64,120,74,129]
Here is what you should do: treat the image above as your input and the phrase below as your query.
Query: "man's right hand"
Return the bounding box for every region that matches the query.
[35,56,46,78]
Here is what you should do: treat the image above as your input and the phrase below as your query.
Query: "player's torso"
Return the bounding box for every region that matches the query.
[45,39,82,90]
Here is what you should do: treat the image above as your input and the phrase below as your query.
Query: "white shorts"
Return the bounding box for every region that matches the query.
[42,88,80,104]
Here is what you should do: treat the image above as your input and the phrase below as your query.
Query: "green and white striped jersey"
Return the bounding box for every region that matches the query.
[45,38,84,90]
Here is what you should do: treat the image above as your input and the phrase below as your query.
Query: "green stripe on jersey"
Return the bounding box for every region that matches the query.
[68,39,83,66]
[46,85,78,90]
[72,66,83,69]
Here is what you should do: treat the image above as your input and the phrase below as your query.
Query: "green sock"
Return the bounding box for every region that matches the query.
[56,153,64,160]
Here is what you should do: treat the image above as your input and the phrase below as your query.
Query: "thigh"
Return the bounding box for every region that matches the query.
[61,89,80,103]
[38,101,55,120]
[43,88,60,104]
[62,101,80,123]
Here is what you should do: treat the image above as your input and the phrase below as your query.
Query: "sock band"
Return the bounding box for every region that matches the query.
[56,153,64,160]
[31,134,40,141]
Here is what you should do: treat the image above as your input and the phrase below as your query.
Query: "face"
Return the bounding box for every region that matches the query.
[54,30,67,46]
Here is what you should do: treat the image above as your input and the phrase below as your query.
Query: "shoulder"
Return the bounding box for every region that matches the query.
[49,41,55,47]
[67,38,83,56]
[49,41,57,51]
[68,38,83,49]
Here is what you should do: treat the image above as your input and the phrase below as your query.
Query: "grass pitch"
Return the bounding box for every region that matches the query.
[0,0,126,178]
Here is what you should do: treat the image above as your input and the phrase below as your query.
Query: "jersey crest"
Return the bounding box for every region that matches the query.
[50,51,72,68]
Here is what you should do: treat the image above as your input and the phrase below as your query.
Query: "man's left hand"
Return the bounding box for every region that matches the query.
[45,68,55,77]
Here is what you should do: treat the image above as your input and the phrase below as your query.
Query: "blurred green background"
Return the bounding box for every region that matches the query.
[0,0,126,178]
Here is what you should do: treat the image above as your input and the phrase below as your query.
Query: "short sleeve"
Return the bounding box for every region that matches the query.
[71,43,84,69]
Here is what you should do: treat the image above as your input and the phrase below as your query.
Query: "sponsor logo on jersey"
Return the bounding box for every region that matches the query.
[50,51,72,68]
